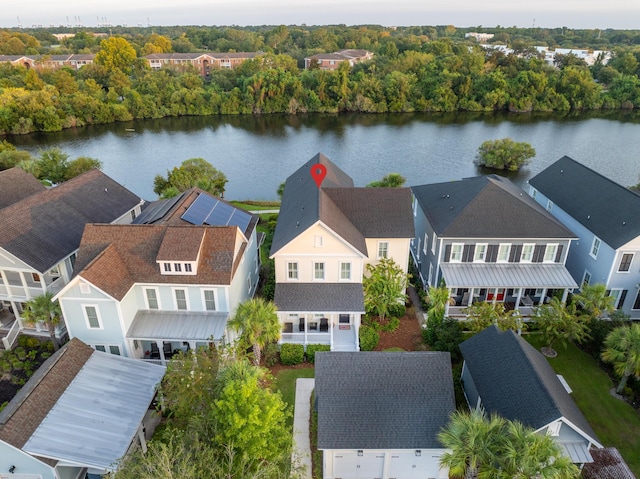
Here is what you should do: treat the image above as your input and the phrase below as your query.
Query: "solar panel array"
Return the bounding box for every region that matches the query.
[181,194,252,232]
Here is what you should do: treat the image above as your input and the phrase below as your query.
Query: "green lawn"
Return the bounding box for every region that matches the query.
[230,201,280,211]
[526,334,640,476]
[273,366,315,428]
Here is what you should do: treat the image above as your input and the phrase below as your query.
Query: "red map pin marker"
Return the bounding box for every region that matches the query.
[310,163,327,189]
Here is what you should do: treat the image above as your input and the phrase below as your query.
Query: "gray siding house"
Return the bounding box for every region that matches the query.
[529,156,640,318]
[460,326,602,466]
[315,352,454,479]
[411,175,578,317]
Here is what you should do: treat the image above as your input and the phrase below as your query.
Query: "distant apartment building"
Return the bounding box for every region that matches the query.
[465,32,495,42]
[0,54,94,70]
[480,44,611,66]
[304,49,374,70]
[144,52,259,76]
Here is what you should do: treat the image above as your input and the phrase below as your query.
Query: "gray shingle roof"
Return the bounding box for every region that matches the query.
[316,352,455,449]
[270,153,414,256]
[274,283,364,312]
[582,448,636,479]
[459,326,598,442]
[0,168,46,209]
[411,175,575,239]
[529,156,640,249]
[0,169,141,272]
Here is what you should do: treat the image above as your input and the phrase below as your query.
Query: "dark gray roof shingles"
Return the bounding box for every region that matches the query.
[0,169,141,272]
[529,156,640,249]
[459,326,598,441]
[274,283,364,312]
[0,168,46,209]
[411,175,575,239]
[315,352,455,450]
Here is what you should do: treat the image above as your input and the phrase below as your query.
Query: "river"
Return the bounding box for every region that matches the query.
[6,111,640,201]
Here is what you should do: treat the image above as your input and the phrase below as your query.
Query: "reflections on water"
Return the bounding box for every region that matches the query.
[6,110,640,201]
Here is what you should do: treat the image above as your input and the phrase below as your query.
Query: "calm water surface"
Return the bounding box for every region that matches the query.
[6,111,640,201]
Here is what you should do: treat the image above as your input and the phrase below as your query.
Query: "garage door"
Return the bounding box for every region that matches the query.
[388,452,441,479]
[333,452,385,479]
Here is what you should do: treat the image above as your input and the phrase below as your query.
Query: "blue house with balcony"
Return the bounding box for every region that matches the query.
[54,189,260,363]
[529,156,640,318]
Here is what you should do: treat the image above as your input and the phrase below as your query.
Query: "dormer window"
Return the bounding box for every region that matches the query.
[185,263,192,273]
[159,261,197,275]
[174,263,182,272]
[164,263,171,272]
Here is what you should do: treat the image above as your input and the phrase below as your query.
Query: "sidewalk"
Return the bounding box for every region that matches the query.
[408,285,427,327]
[292,378,315,478]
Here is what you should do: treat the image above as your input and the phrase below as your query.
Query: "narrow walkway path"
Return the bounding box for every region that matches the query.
[408,285,427,326]
[292,378,315,478]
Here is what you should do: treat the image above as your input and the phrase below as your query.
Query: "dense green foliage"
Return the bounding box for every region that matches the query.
[366,173,406,187]
[114,350,292,478]
[438,410,579,479]
[153,157,228,199]
[304,344,330,364]
[363,257,409,321]
[279,343,304,365]
[422,318,463,361]
[228,297,280,366]
[21,292,62,351]
[358,324,380,351]
[601,323,640,393]
[535,297,591,352]
[1,25,640,134]
[475,138,535,171]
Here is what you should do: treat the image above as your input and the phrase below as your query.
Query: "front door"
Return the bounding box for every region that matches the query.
[339,314,351,329]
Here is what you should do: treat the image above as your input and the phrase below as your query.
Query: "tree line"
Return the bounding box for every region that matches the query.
[0,30,639,134]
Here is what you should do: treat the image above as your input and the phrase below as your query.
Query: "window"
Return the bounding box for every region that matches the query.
[582,270,591,287]
[633,290,640,310]
[429,263,434,285]
[287,262,298,280]
[378,242,389,259]
[546,200,553,212]
[314,262,325,280]
[618,253,633,272]
[163,263,171,272]
[474,243,487,262]
[185,263,193,273]
[590,237,601,259]
[314,235,324,247]
[431,235,437,254]
[95,345,106,352]
[412,196,418,216]
[174,289,188,310]
[450,243,463,262]
[608,289,627,309]
[203,290,216,311]
[247,276,252,292]
[423,234,428,255]
[174,263,182,272]
[544,244,558,263]
[521,244,535,262]
[145,288,159,309]
[109,345,121,356]
[84,305,101,329]
[32,273,40,282]
[49,265,60,276]
[497,244,511,263]
[80,282,91,294]
[340,262,351,280]
[416,238,421,257]
[130,210,137,221]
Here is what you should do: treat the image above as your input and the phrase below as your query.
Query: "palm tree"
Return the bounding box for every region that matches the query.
[228,298,280,366]
[573,283,615,319]
[601,323,640,394]
[497,420,579,479]
[425,284,454,324]
[535,298,590,356]
[438,409,506,479]
[21,292,62,351]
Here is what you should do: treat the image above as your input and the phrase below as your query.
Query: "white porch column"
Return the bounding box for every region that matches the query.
[355,314,361,351]
[39,274,47,294]
[18,271,30,299]
[515,288,523,311]
[304,315,308,347]
[330,317,334,350]
[466,289,473,306]
[137,424,148,453]
[0,268,10,294]
[61,261,71,283]
[445,288,452,316]
[491,288,498,305]
[539,288,548,305]
[158,341,166,363]
[561,288,569,304]
[11,300,23,328]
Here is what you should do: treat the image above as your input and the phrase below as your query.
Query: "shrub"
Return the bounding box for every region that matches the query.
[17,335,41,349]
[378,316,400,332]
[423,317,463,361]
[280,343,304,365]
[14,347,26,360]
[306,344,330,364]
[359,325,380,351]
[263,342,279,367]
[388,302,406,318]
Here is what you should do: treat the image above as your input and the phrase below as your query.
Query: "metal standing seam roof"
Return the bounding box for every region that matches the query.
[22,352,165,472]
[440,263,578,288]
[126,310,229,340]
[274,283,365,312]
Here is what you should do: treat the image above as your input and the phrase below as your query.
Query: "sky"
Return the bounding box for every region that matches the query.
[2,0,639,30]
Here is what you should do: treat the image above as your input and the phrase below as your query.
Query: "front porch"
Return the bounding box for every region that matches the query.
[280,313,360,351]
[439,263,578,319]
[0,304,66,349]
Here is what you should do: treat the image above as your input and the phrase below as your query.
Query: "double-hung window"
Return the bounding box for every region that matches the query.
[340,262,351,280]
[378,242,389,259]
[314,262,325,280]
[84,305,101,329]
[590,237,601,259]
[544,244,558,263]
[174,289,188,310]
[521,244,535,262]
[450,243,463,262]
[497,244,511,263]
[287,262,299,280]
[474,244,487,262]
[618,253,633,272]
[145,288,159,309]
